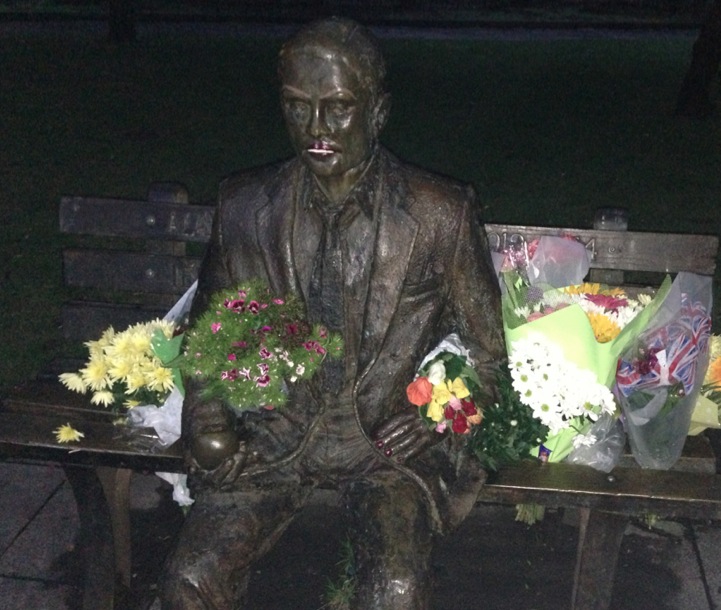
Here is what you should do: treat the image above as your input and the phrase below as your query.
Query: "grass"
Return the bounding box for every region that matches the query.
[1,27,720,392]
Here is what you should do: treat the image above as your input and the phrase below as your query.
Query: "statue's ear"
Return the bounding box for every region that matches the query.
[373,92,391,135]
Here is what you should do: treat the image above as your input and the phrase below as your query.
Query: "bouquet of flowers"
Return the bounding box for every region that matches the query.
[59,318,183,413]
[406,334,549,471]
[182,279,343,413]
[499,235,670,463]
[406,344,484,435]
[689,334,721,436]
[615,272,712,468]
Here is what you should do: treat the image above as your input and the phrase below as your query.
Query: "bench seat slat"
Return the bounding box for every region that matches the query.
[1,381,184,471]
[479,460,721,519]
[60,196,214,242]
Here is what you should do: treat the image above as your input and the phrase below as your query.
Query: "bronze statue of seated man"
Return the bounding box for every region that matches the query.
[160,17,504,610]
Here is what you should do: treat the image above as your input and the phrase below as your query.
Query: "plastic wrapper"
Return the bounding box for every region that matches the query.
[126,280,197,504]
[566,413,625,473]
[616,272,712,469]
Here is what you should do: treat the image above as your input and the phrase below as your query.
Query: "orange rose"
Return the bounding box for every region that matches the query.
[406,376,433,406]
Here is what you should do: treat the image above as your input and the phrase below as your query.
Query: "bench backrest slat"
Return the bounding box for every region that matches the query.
[57,194,718,348]
[485,223,718,276]
[63,249,202,295]
[60,196,214,242]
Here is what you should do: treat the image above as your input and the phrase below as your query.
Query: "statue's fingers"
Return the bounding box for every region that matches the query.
[373,410,417,441]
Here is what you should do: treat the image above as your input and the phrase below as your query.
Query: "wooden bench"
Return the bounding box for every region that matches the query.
[1,187,719,610]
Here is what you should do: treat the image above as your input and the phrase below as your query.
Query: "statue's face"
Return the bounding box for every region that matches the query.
[280,46,385,185]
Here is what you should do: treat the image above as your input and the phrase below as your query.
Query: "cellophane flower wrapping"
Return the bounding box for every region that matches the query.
[615,272,712,469]
[499,236,670,464]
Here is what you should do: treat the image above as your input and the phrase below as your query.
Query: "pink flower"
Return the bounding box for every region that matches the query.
[228,353,237,361]
[272,298,284,305]
[211,322,222,334]
[260,325,273,333]
[232,340,248,348]
[239,367,252,380]
[248,301,260,314]
[255,374,270,388]
[225,298,245,312]
[258,363,269,375]
[585,293,628,311]
[259,347,272,360]
[221,369,239,381]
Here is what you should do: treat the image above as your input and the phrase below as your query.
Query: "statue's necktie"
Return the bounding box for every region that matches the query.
[309,208,345,395]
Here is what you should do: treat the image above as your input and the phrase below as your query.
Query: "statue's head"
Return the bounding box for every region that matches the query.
[278,18,390,200]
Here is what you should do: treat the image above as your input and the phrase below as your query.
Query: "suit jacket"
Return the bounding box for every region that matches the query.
[185,147,505,533]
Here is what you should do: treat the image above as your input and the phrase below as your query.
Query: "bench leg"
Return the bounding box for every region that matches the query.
[96,466,133,589]
[63,465,117,610]
[571,508,628,610]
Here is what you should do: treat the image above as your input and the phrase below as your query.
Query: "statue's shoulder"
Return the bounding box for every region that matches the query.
[384,149,476,210]
[219,158,297,204]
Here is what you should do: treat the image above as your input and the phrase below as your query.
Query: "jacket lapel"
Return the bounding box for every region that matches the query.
[357,158,419,379]
[255,162,302,297]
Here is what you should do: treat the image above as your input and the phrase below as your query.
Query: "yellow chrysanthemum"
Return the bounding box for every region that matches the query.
[58,372,87,393]
[129,330,152,354]
[709,335,721,362]
[563,283,625,297]
[80,359,111,391]
[145,366,175,393]
[587,312,621,343]
[705,357,721,387]
[54,423,85,443]
[125,370,149,393]
[124,399,141,409]
[107,357,136,381]
[91,390,115,407]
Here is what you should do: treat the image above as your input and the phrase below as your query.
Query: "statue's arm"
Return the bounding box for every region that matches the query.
[449,188,506,391]
[182,198,249,488]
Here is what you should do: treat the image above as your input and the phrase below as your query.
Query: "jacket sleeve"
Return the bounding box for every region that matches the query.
[448,187,506,397]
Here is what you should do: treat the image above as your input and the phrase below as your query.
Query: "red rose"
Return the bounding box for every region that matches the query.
[451,413,469,434]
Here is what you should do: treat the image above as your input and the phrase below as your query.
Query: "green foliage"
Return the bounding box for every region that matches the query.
[322,537,356,610]
[182,279,343,413]
[468,365,550,471]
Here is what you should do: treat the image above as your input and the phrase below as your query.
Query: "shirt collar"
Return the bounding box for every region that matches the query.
[302,152,380,221]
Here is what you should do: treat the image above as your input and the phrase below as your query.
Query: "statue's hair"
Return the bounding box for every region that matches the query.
[278,17,387,98]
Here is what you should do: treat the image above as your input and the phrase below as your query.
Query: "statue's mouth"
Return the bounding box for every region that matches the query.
[307,141,337,156]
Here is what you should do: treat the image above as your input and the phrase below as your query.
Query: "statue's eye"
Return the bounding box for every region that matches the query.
[326,100,353,120]
[284,99,310,123]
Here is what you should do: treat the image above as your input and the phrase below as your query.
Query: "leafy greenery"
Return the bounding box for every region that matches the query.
[469,365,550,471]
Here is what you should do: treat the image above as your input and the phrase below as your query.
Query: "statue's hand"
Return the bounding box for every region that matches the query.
[372,410,438,463]
[187,441,248,491]
[184,397,247,490]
